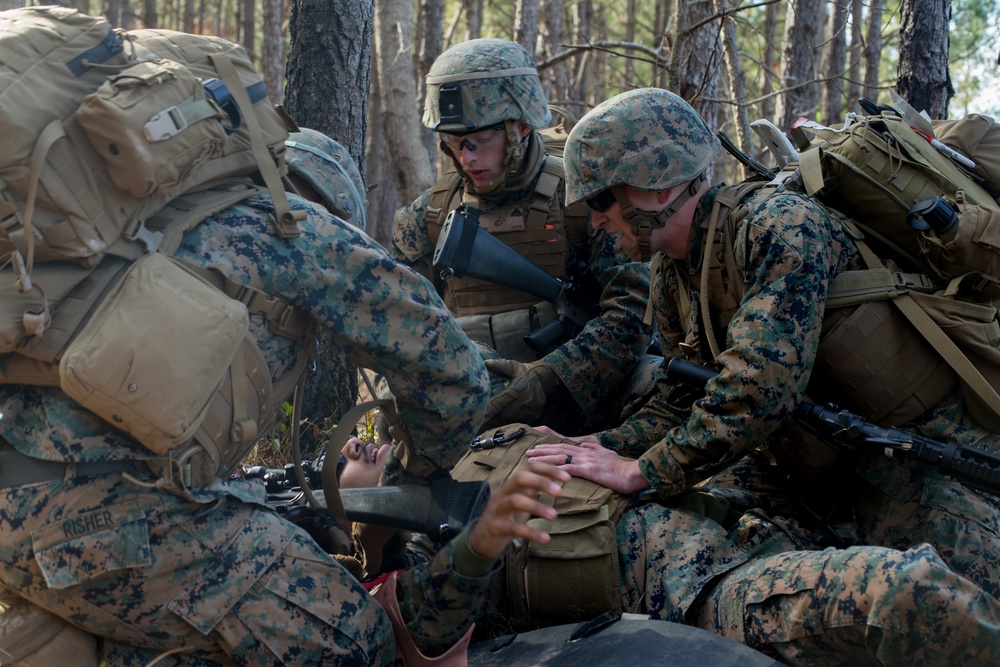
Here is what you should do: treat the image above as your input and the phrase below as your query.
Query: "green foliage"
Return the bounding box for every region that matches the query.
[950,0,1000,116]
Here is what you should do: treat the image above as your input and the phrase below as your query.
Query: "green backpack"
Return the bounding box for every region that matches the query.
[721,102,1000,431]
[785,96,1000,277]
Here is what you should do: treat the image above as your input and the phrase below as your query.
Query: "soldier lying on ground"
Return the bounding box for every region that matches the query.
[0,460,570,666]
[337,432,1000,666]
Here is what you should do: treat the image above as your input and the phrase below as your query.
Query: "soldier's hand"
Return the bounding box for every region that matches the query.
[485,358,560,424]
[468,461,569,560]
[526,440,648,495]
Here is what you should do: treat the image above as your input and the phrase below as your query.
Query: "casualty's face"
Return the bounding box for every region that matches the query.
[339,437,392,489]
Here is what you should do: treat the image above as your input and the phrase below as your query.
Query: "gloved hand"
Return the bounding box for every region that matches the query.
[484,358,560,424]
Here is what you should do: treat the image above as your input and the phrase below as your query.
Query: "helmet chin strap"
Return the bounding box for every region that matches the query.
[613,174,706,260]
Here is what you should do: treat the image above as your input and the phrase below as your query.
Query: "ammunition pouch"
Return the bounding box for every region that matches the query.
[456,302,558,362]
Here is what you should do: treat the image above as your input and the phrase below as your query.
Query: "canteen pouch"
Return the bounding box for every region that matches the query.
[59,252,248,458]
[506,503,623,627]
[76,58,227,198]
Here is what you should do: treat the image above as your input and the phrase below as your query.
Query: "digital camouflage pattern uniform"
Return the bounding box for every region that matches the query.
[0,187,492,665]
[564,89,1000,600]
[620,500,1000,666]
[393,39,655,434]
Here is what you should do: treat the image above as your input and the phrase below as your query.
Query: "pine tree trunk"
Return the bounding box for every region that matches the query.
[775,0,823,131]
[897,0,953,118]
[374,0,435,205]
[284,0,375,440]
[261,0,284,103]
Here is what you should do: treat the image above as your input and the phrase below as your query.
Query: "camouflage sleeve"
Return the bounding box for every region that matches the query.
[634,193,845,497]
[394,524,499,655]
[543,232,652,412]
[176,194,489,470]
[391,190,437,283]
[594,360,680,456]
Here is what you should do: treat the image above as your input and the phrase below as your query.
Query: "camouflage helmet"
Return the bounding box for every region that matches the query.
[564,88,720,205]
[284,128,367,229]
[423,38,552,132]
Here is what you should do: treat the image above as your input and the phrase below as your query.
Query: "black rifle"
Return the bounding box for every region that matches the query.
[665,357,1000,496]
[432,205,598,356]
[247,464,490,545]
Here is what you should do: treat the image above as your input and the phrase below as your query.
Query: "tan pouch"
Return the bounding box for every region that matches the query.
[909,290,1000,431]
[59,252,248,455]
[76,58,226,198]
[811,298,956,425]
[451,424,626,628]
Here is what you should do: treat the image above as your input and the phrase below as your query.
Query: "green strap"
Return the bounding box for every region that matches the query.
[826,268,935,309]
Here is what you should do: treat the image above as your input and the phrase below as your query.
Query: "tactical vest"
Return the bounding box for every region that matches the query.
[667,180,1000,437]
[449,425,627,628]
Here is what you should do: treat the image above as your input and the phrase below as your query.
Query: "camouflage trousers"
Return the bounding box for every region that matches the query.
[618,503,1000,665]
[692,543,1000,666]
[0,470,393,666]
[706,455,1000,600]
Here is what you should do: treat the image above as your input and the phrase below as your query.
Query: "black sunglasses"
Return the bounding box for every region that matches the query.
[586,188,617,213]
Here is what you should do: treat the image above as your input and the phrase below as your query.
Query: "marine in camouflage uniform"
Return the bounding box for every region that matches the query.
[529,88,1000,599]
[0,130,493,664]
[391,38,655,435]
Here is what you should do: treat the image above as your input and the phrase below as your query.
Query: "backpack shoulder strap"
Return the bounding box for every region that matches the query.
[525,155,564,229]
[698,180,770,359]
[423,169,464,246]
[107,181,265,260]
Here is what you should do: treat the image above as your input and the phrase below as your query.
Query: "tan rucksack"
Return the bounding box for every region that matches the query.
[449,425,627,629]
[0,6,302,273]
[0,7,316,480]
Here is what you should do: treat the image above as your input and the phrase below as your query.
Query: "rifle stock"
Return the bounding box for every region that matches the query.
[432,207,595,337]
[256,464,491,542]
[665,357,1000,496]
[433,207,563,301]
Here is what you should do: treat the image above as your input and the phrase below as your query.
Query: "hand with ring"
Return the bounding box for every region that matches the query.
[526,440,649,495]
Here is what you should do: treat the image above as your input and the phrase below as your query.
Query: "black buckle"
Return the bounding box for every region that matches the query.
[471,427,526,451]
[202,78,242,134]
